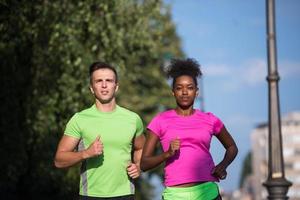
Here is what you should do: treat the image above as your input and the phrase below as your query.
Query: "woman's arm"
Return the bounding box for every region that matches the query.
[141,130,179,171]
[211,126,238,179]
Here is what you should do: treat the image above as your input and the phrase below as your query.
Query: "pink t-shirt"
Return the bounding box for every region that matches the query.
[147,109,224,187]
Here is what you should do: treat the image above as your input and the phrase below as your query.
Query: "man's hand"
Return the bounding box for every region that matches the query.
[167,137,180,157]
[127,163,141,179]
[83,135,103,159]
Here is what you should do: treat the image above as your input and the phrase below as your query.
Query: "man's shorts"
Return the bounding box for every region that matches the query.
[162,182,220,200]
[79,194,134,200]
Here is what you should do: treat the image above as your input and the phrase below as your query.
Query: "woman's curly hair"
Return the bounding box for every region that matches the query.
[166,58,202,87]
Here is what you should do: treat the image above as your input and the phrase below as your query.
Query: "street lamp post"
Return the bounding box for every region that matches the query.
[263,0,292,199]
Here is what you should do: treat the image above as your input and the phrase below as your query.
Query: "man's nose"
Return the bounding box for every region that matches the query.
[102,81,107,88]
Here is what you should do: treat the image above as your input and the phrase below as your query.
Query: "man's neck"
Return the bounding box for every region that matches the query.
[95,99,116,112]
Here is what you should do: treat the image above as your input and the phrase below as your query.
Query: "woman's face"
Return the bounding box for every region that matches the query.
[172,75,198,108]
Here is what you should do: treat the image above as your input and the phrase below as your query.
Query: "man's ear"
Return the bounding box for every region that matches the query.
[196,87,199,96]
[89,85,94,94]
[115,83,119,92]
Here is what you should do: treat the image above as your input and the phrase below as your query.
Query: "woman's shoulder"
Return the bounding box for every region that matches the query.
[194,109,219,119]
[152,109,175,120]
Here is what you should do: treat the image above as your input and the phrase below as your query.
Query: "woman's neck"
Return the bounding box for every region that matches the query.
[175,106,194,116]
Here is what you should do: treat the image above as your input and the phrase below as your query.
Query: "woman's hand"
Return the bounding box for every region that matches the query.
[211,163,227,180]
[167,137,180,157]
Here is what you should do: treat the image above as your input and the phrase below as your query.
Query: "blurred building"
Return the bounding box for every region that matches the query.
[251,111,300,200]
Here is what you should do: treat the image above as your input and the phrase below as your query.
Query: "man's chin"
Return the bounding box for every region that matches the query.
[98,98,114,104]
[95,94,115,104]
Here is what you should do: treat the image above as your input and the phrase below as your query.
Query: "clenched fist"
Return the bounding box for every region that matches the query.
[127,163,141,179]
[167,137,180,157]
[83,135,103,159]
[211,163,227,180]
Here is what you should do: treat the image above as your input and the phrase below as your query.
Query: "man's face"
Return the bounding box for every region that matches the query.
[90,68,118,104]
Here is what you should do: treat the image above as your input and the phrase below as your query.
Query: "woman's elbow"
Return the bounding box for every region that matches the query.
[140,159,148,172]
[140,162,146,171]
[233,144,238,157]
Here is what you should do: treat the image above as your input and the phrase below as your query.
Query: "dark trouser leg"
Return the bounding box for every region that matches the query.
[79,195,134,200]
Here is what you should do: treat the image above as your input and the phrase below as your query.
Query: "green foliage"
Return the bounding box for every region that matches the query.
[239,151,252,188]
[0,0,182,199]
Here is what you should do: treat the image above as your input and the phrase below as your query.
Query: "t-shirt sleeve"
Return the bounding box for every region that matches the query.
[135,114,144,137]
[147,114,161,137]
[208,112,224,135]
[64,113,81,139]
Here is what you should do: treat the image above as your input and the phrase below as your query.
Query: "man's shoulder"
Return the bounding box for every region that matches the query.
[75,105,92,113]
[71,105,95,119]
[117,105,141,119]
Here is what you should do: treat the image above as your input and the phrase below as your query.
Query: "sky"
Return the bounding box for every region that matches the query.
[164,0,300,193]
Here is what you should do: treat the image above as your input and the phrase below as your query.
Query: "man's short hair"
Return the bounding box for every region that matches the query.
[89,61,118,83]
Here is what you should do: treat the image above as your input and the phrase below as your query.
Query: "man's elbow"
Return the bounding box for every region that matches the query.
[54,158,65,169]
[54,160,61,168]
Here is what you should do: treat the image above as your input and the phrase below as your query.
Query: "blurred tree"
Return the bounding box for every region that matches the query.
[0,0,182,199]
[239,151,252,188]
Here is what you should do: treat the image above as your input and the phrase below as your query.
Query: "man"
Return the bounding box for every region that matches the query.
[54,61,145,200]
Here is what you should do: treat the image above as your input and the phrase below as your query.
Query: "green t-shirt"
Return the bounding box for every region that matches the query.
[64,104,144,197]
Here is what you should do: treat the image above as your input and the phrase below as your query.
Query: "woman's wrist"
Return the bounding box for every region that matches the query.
[163,151,172,160]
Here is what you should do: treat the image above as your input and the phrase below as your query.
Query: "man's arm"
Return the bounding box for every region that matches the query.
[133,134,146,166]
[127,134,145,179]
[54,135,103,168]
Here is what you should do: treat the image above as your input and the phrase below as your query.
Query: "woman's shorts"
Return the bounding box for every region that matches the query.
[162,182,220,200]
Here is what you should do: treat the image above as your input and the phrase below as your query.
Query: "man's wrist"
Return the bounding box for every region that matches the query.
[81,150,89,160]
[135,162,140,168]
[136,163,141,174]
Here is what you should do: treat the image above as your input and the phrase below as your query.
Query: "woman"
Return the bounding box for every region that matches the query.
[141,58,238,200]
